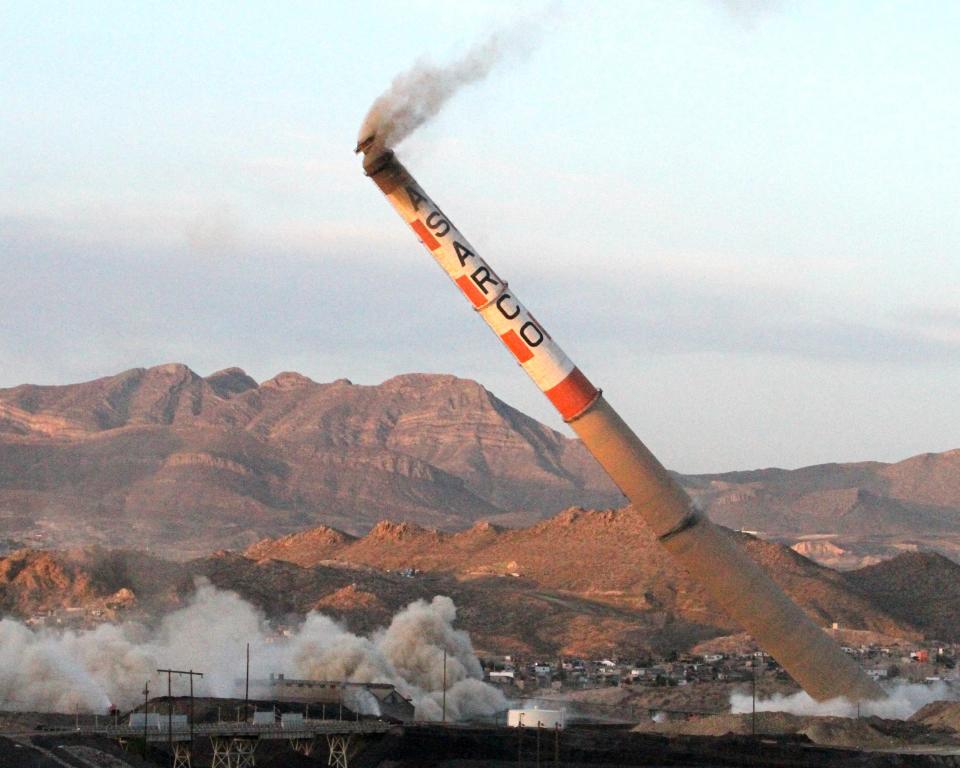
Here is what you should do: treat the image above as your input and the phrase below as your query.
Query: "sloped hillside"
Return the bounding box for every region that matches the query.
[0,505,932,657]
[2,364,957,561]
[246,505,922,642]
[684,452,960,567]
[844,552,960,641]
[0,364,622,556]
[685,452,960,537]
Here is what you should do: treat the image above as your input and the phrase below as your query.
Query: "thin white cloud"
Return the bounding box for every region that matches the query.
[715,0,784,28]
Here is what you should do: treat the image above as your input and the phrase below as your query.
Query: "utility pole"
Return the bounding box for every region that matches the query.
[188,670,196,746]
[442,647,447,725]
[164,669,172,753]
[244,642,250,723]
[517,715,524,767]
[142,681,149,754]
[157,668,204,755]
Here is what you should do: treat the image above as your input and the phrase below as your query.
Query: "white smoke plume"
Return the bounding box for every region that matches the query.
[0,581,505,721]
[730,681,957,720]
[357,10,553,151]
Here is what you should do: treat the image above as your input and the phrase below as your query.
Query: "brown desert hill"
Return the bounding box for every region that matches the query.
[245,506,922,641]
[1,505,938,656]
[245,526,357,563]
[879,449,960,508]
[683,452,960,568]
[844,552,960,642]
[0,546,153,618]
[0,364,622,556]
[2,363,959,560]
[0,549,98,615]
[684,451,960,536]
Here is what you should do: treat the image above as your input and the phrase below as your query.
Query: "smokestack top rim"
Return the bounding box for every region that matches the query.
[355,134,377,154]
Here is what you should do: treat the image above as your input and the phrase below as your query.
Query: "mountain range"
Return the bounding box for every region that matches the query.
[1,363,957,565]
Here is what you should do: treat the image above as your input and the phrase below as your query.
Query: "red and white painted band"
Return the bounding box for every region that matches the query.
[389,187,598,416]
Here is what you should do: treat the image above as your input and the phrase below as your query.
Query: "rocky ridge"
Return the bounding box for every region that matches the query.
[5,504,959,656]
[0,365,621,556]
[1,364,958,564]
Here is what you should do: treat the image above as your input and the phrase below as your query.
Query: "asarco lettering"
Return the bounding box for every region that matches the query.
[404,184,546,356]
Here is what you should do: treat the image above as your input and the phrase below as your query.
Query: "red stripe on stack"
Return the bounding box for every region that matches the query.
[500,330,533,363]
[410,219,441,250]
[545,368,598,420]
[455,275,487,308]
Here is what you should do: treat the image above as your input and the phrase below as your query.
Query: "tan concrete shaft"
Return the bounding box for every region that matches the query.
[568,397,885,702]
[359,147,885,703]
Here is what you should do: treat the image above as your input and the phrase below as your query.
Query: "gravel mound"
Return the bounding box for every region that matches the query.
[632,711,950,750]
[910,700,960,732]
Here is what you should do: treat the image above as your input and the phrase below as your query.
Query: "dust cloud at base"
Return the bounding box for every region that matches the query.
[730,681,956,720]
[0,581,506,721]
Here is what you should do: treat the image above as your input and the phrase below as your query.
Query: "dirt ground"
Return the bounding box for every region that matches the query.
[632,710,960,751]
[4,699,960,767]
[527,679,800,722]
[507,683,960,755]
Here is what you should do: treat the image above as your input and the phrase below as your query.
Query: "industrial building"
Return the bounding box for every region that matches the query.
[249,675,415,722]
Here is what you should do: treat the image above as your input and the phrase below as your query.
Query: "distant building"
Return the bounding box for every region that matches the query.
[508,708,564,729]
[248,675,415,721]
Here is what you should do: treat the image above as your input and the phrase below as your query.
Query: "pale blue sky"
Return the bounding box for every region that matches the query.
[1,1,957,472]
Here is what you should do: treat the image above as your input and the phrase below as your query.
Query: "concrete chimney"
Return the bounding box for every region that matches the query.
[358,146,884,703]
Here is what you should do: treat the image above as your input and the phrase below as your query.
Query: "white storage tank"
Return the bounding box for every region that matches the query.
[507,708,564,729]
[169,715,188,731]
[253,710,276,725]
[129,713,162,730]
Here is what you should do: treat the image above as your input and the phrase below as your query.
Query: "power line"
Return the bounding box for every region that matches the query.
[157,668,204,752]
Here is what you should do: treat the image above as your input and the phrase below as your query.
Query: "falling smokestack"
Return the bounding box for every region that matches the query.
[356,143,884,703]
